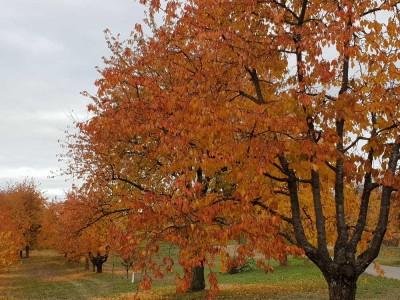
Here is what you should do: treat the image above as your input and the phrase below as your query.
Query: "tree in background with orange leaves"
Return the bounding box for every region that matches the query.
[0,180,45,267]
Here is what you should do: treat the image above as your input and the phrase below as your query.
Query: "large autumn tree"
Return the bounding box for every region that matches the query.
[65,1,400,299]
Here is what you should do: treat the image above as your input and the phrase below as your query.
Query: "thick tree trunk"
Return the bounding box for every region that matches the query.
[188,168,206,292]
[90,259,106,273]
[327,276,357,300]
[96,262,103,273]
[89,249,108,274]
[190,265,205,291]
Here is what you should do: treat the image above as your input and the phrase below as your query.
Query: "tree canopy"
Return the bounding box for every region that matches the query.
[64,1,400,299]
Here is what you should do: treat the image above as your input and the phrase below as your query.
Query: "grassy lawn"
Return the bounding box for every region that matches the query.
[0,250,137,300]
[138,257,400,300]
[0,249,399,300]
[376,246,400,266]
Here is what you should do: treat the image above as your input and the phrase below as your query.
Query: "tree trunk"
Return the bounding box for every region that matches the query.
[96,262,103,273]
[190,265,205,291]
[89,250,108,274]
[326,275,357,300]
[85,257,90,271]
[279,254,288,266]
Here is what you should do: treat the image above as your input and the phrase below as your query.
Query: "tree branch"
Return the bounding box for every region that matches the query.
[251,198,294,224]
[263,171,289,182]
[357,140,400,272]
[311,169,329,258]
[344,136,369,153]
[76,208,130,235]
[278,155,316,255]
[334,118,348,264]
[245,67,266,104]
[238,90,263,105]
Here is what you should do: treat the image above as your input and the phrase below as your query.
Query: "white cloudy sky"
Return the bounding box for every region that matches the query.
[0,0,147,199]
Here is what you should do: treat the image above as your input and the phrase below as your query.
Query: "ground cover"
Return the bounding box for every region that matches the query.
[0,250,136,300]
[375,246,400,267]
[0,249,399,300]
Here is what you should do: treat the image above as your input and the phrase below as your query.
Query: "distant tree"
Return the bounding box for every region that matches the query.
[50,192,113,273]
[89,244,109,273]
[0,180,45,261]
[37,201,62,250]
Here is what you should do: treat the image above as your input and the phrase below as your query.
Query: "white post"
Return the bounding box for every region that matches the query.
[131,271,135,283]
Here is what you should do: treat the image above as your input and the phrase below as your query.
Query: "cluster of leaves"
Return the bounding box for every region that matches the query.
[0,209,21,268]
[61,0,400,299]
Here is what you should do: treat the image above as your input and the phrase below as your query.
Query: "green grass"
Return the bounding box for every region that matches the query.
[0,250,138,300]
[376,247,400,266]
[144,256,400,300]
[0,249,399,300]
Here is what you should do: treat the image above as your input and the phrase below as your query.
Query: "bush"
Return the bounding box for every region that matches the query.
[227,258,256,274]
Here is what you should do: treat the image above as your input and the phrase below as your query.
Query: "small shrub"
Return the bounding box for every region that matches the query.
[227,258,256,274]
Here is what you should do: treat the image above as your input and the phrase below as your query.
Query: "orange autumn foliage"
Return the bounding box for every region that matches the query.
[0,180,45,269]
[51,191,113,262]
[64,1,400,299]
[0,209,22,269]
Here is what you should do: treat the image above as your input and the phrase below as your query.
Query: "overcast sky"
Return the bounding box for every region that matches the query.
[0,0,147,199]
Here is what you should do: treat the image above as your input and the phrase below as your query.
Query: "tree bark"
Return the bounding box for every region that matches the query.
[186,170,207,292]
[190,265,205,291]
[96,262,103,273]
[327,275,357,300]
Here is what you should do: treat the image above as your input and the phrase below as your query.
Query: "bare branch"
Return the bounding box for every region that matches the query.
[344,136,370,153]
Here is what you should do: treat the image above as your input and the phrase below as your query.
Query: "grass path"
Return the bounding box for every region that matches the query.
[0,249,400,299]
[0,250,136,300]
